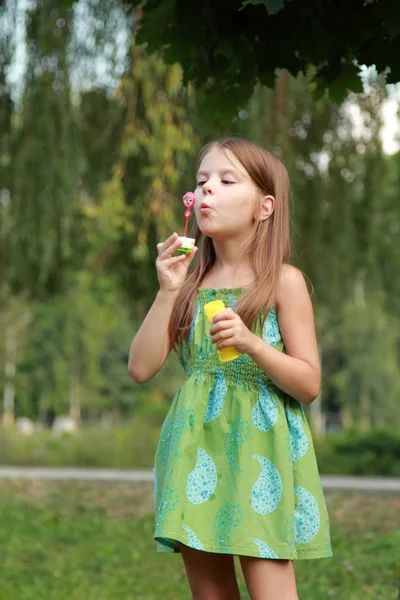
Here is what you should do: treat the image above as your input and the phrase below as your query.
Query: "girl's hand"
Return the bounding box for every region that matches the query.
[156,232,197,293]
[209,308,257,354]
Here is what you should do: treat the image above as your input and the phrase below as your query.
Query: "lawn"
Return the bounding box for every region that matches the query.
[0,480,398,599]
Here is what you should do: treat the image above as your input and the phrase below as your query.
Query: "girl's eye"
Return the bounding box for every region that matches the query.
[196,179,235,185]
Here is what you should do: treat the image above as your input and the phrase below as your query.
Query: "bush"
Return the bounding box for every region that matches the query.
[1,424,399,476]
[314,427,400,477]
[0,420,160,469]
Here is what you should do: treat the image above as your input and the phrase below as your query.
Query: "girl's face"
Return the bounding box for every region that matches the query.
[193,146,260,241]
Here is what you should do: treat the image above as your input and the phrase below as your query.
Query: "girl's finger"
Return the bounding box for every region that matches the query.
[210,319,233,335]
[159,254,187,268]
[216,335,236,349]
[212,329,235,344]
[183,246,198,263]
[212,309,236,323]
[158,233,179,256]
[159,237,183,260]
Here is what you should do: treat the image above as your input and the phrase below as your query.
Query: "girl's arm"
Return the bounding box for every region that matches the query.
[210,266,320,405]
[128,233,197,383]
[128,289,179,383]
[249,266,320,404]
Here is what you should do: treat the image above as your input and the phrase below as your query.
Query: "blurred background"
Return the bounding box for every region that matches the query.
[1,0,400,470]
[0,1,399,598]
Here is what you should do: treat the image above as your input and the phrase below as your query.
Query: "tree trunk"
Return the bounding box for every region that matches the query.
[3,326,16,427]
[69,370,80,422]
[309,392,326,438]
[341,407,353,429]
[2,312,31,427]
[358,393,371,431]
[309,344,326,437]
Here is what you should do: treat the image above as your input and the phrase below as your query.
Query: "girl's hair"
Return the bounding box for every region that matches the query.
[168,137,291,350]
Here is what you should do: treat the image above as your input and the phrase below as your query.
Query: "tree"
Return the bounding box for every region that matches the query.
[84,42,198,307]
[122,0,400,122]
[15,272,118,421]
[6,1,83,297]
[231,70,400,429]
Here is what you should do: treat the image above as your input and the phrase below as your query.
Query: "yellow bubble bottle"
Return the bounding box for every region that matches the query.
[204,300,240,362]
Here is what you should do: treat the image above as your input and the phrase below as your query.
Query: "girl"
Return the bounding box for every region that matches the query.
[129,138,332,600]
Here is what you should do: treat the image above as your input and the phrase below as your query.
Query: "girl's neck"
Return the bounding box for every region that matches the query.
[213,236,252,266]
[202,238,256,289]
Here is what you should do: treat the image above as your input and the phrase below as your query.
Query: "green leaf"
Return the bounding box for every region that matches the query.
[312,83,327,103]
[258,69,276,88]
[328,63,363,103]
[241,0,285,15]
[140,0,177,43]
[59,0,78,7]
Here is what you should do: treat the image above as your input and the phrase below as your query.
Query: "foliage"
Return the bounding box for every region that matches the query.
[1,0,400,431]
[1,423,399,476]
[231,72,400,427]
[6,1,83,297]
[84,44,198,305]
[242,0,286,15]
[329,296,400,428]
[0,420,159,468]
[314,428,400,477]
[0,481,398,599]
[15,273,120,420]
[119,0,400,121]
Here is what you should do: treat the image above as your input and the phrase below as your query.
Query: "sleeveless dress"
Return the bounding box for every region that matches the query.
[153,287,332,560]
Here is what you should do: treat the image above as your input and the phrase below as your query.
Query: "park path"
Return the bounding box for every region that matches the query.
[0,466,399,493]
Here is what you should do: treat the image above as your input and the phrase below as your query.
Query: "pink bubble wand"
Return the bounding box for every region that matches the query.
[178,191,196,253]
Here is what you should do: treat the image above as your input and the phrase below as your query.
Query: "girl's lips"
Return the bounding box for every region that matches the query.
[200,207,212,215]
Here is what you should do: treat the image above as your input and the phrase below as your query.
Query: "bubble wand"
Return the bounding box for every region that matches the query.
[177,191,196,253]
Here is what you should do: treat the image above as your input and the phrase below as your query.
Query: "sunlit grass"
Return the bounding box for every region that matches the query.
[0,480,398,599]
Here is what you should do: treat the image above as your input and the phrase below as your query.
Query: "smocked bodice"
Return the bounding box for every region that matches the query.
[179,288,284,389]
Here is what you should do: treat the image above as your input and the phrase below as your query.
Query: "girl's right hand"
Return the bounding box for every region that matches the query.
[156,233,198,293]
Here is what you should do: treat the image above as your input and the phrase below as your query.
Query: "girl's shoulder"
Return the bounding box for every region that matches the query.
[280,263,304,281]
[276,265,309,309]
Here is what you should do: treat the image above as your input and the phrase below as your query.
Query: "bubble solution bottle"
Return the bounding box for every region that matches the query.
[204,300,240,362]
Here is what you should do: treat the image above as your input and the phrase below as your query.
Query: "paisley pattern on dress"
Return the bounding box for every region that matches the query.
[285,514,296,554]
[213,501,243,552]
[182,525,204,550]
[262,309,282,346]
[158,406,195,466]
[189,298,201,343]
[156,485,179,529]
[224,417,250,472]
[154,287,332,560]
[251,538,279,559]
[252,377,279,432]
[294,486,320,544]
[204,369,227,423]
[286,409,309,461]
[251,455,282,515]
[186,446,217,504]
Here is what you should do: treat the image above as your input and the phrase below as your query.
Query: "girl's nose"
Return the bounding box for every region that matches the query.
[203,181,214,194]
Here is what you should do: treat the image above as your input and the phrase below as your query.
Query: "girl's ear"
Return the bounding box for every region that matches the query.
[259,195,275,221]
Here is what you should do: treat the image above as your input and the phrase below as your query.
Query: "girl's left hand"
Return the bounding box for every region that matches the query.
[209,308,256,355]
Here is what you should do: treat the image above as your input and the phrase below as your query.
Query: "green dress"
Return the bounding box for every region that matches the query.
[153,287,332,560]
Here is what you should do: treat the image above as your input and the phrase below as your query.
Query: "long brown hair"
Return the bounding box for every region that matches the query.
[168,137,291,350]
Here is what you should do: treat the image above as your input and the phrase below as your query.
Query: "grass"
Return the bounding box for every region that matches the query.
[0,480,398,600]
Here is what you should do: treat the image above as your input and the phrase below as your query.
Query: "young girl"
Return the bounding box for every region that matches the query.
[129,138,332,600]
